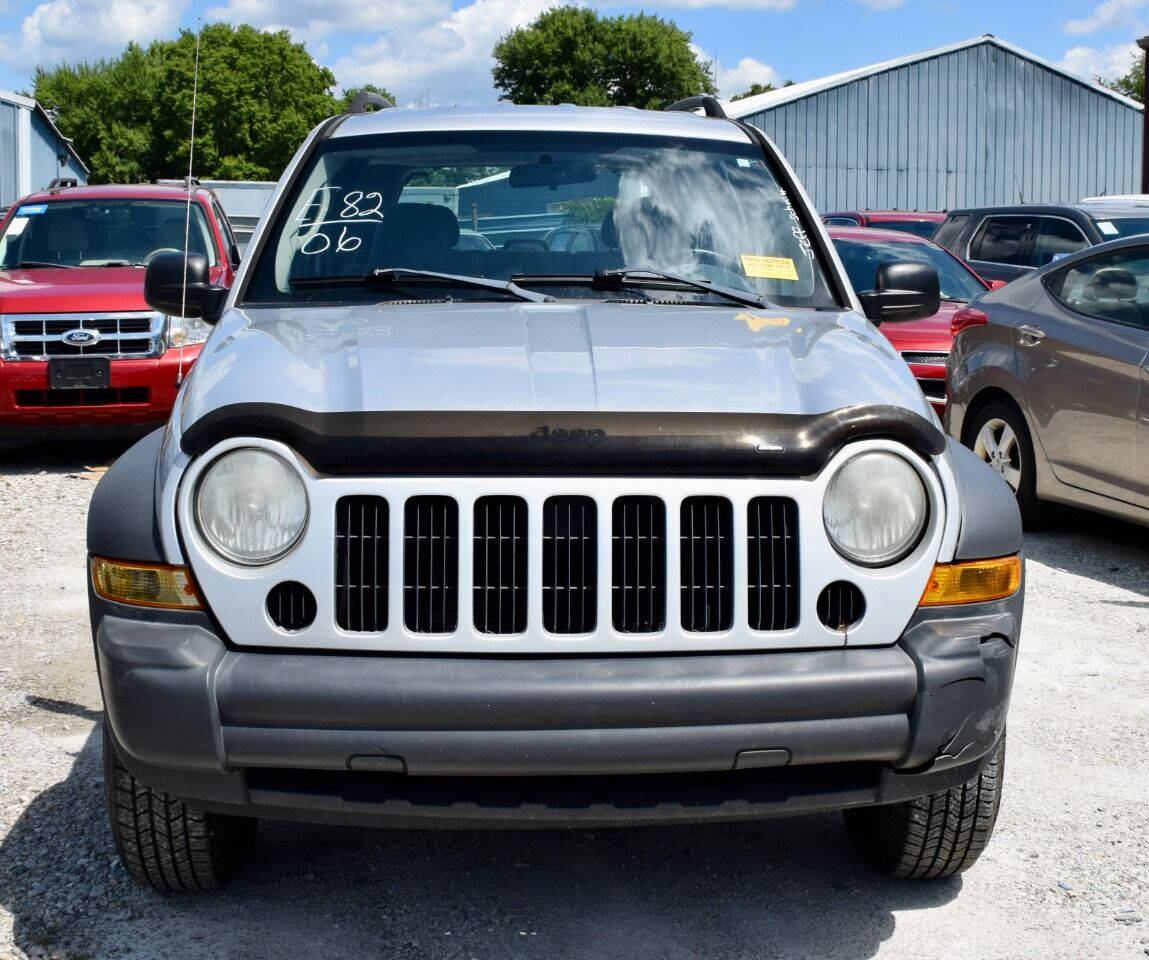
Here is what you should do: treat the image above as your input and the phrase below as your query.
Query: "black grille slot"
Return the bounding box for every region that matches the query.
[14,387,148,407]
[542,496,597,634]
[611,496,666,633]
[267,581,316,632]
[473,496,528,634]
[680,497,733,632]
[403,496,458,633]
[747,498,799,631]
[335,496,388,632]
[817,581,865,632]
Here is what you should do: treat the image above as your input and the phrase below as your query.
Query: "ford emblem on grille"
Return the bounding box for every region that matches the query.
[62,328,100,346]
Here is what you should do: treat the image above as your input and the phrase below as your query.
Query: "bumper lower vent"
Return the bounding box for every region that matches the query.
[403,496,458,633]
[542,496,597,634]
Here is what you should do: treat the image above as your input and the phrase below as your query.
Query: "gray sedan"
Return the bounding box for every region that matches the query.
[947,235,1149,526]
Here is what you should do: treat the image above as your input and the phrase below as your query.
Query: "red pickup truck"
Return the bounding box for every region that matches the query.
[0,183,238,436]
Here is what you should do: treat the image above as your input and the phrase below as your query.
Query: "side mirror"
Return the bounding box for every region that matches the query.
[987,279,1008,291]
[144,252,227,324]
[857,260,940,324]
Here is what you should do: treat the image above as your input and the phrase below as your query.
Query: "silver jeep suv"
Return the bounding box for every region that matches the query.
[87,100,1023,890]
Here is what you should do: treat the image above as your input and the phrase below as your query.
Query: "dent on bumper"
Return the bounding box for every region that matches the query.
[94,589,1021,824]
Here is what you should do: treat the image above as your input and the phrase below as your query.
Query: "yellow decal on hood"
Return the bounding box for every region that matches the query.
[737,312,790,332]
[740,254,799,281]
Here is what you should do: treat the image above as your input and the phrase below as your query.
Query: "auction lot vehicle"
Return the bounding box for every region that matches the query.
[0,183,239,435]
[822,210,945,240]
[829,225,991,415]
[87,104,1024,891]
[933,201,1149,284]
[948,234,1149,527]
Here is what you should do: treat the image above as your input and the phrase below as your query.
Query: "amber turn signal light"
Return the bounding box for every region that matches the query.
[91,557,203,610]
[919,555,1021,606]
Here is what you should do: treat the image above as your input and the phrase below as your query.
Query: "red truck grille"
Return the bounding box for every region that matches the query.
[3,312,163,360]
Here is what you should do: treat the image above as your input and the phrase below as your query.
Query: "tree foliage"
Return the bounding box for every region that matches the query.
[1101,51,1144,103]
[33,24,382,183]
[730,82,776,102]
[492,7,714,109]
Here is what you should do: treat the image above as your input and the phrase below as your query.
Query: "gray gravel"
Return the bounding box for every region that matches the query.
[1,438,1147,960]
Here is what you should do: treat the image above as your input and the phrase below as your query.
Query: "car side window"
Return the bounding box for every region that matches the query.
[1051,250,1149,330]
[211,197,241,265]
[824,216,859,227]
[1032,218,1088,268]
[569,230,593,253]
[931,214,969,252]
[545,230,572,252]
[968,216,1036,266]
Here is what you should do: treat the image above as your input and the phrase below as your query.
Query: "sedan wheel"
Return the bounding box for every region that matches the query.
[973,417,1023,491]
[966,401,1043,526]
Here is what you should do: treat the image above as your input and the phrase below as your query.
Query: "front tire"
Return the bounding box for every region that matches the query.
[966,402,1043,526]
[103,723,256,891]
[843,734,1006,879]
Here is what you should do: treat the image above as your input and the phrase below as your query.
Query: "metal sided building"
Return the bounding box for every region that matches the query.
[727,35,1143,212]
[0,89,88,211]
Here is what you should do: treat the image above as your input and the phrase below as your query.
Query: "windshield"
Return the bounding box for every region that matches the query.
[0,198,218,269]
[1092,216,1149,240]
[245,130,837,308]
[832,237,986,303]
[866,219,939,240]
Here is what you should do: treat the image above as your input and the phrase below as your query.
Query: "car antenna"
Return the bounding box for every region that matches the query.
[177,18,203,387]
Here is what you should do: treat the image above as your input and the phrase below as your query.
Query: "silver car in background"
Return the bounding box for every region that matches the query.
[947,235,1149,526]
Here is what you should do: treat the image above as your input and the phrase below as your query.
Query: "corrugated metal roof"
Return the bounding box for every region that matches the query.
[725,35,1143,119]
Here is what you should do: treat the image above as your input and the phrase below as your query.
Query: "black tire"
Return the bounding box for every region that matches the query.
[103,723,256,891]
[965,401,1044,526]
[843,734,1006,879]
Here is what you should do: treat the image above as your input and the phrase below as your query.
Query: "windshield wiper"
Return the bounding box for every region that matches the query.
[10,261,78,270]
[288,267,552,304]
[592,269,771,309]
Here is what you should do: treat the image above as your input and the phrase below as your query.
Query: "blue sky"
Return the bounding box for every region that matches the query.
[0,0,1142,105]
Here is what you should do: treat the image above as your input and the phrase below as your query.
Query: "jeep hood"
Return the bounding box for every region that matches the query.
[177,301,934,435]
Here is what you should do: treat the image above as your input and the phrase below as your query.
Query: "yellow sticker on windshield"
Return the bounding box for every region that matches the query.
[740,255,799,281]
[737,312,790,332]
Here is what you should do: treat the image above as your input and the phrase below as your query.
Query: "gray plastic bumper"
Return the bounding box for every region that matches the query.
[94,587,1021,826]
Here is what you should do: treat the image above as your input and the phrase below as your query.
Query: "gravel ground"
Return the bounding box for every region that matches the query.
[0,438,1146,960]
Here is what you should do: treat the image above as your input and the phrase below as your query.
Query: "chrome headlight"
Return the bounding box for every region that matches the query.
[194,449,308,565]
[166,314,212,347]
[823,451,928,567]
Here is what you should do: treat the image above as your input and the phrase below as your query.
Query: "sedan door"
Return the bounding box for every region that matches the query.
[1019,248,1149,505]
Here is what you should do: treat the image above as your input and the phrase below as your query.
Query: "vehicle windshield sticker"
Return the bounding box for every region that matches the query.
[7,217,29,236]
[740,255,799,281]
[737,312,790,332]
[17,204,47,216]
[777,189,815,259]
[1096,220,1119,236]
[736,157,765,169]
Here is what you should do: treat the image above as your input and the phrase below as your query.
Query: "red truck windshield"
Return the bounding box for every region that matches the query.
[0,198,217,269]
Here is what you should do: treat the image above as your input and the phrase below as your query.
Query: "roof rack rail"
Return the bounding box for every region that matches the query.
[47,177,79,190]
[664,96,727,119]
[347,91,396,114]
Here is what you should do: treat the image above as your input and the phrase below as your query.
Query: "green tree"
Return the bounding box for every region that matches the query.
[35,24,342,183]
[1102,51,1144,102]
[492,7,714,109]
[730,82,775,101]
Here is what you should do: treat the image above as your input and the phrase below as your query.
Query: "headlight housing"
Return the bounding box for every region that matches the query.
[823,451,928,567]
[195,449,308,565]
[166,314,212,348]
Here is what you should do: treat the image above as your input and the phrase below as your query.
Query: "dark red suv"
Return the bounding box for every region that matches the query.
[0,183,238,435]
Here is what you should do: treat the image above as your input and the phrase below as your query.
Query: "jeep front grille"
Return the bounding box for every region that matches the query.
[335,496,388,632]
[611,496,666,633]
[680,497,733,632]
[747,498,800,631]
[473,496,527,635]
[542,496,597,634]
[2,312,164,360]
[403,496,459,633]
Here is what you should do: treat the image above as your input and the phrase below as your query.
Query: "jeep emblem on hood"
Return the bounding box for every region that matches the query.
[62,328,100,347]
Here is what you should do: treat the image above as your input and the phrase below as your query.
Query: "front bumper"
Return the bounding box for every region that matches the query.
[93,584,1022,828]
[0,345,201,429]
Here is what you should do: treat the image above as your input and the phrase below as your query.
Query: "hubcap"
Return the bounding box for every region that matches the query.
[974,417,1022,492]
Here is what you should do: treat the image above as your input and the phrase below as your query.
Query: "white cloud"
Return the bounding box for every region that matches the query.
[332,0,558,105]
[852,0,906,9]
[1058,42,1140,81]
[716,57,782,96]
[632,0,796,7]
[3,0,187,70]
[1064,0,1148,35]
[203,0,449,45]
